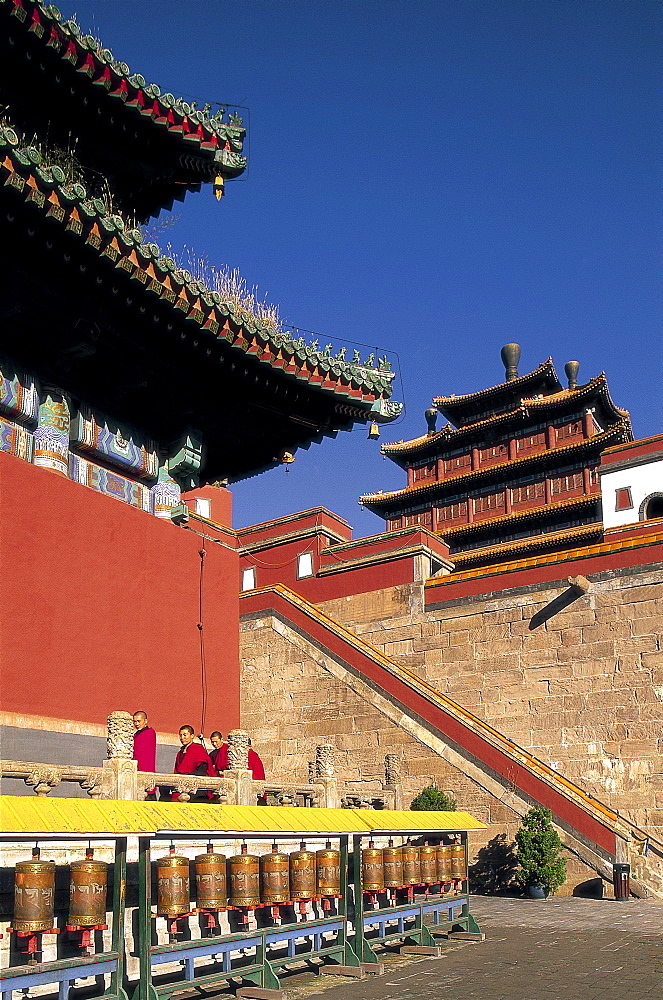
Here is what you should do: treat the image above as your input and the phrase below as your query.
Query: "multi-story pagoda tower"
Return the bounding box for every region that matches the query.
[360,344,632,569]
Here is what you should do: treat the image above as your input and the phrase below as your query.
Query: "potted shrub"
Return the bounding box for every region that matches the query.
[410,786,457,811]
[515,807,567,898]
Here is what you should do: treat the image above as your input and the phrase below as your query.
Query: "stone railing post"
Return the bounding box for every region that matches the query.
[102,711,138,799]
[226,729,252,805]
[385,754,404,810]
[315,743,338,809]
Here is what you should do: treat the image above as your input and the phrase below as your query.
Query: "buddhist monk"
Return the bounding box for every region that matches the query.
[209,731,228,773]
[248,738,266,780]
[172,725,215,801]
[133,711,156,797]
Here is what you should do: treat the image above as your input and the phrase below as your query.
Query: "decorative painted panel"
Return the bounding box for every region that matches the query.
[0,415,34,462]
[69,455,153,512]
[70,406,159,481]
[0,356,38,424]
[34,390,69,477]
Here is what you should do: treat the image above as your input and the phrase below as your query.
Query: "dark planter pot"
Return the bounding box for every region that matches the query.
[526,884,549,899]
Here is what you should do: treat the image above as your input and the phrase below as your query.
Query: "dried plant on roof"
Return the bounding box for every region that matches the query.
[166,245,282,333]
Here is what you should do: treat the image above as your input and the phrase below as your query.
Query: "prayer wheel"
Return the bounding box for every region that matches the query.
[194,844,227,910]
[260,844,290,904]
[419,842,438,884]
[382,839,404,888]
[316,841,341,896]
[68,849,108,927]
[361,841,384,892]
[156,847,190,917]
[14,848,55,932]
[289,841,316,900]
[401,840,421,886]
[450,842,467,879]
[228,844,260,907]
[437,843,452,883]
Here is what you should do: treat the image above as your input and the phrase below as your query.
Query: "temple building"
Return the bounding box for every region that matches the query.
[0,0,400,759]
[360,344,633,568]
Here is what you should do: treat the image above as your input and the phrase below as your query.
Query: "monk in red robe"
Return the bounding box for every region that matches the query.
[209,731,228,773]
[133,711,156,797]
[248,740,266,780]
[172,725,215,801]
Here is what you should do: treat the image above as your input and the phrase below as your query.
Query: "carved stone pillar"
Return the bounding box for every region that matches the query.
[107,711,134,759]
[385,754,404,809]
[384,754,401,786]
[103,710,137,800]
[34,387,69,476]
[228,730,250,770]
[316,744,335,778]
[227,730,252,805]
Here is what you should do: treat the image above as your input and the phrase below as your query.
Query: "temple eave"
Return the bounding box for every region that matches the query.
[439,493,600,539]
[451,522,604,568]
[361,424,627,507]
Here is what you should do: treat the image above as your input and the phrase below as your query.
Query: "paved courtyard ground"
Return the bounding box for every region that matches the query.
[276,894,663,1000]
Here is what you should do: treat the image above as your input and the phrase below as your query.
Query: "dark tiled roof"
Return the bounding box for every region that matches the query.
[2,0,247,180]
[383,375,631,459]
[0,126,401,414]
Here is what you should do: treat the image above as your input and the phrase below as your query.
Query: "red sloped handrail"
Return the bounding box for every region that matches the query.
[241,584,620,857]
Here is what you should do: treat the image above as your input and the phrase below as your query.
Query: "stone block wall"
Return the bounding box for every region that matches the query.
[318,564,663,837]
[240,615,611,895]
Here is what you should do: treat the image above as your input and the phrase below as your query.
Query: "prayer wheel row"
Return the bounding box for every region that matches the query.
[156,841,342,915]
[13,849,108,933]
[362,839,467,891]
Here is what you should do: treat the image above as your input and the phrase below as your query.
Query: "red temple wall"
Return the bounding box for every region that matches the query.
[0,451,240,735]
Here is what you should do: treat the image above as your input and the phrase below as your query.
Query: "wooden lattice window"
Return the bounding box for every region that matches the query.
[512,482,545,504]
[446,453,471,473]
[474,493,505,513]
[412,461,436,483]
[479,443,508,462]
[557,420,583,439]
[516,431,546,452]
[439,502,467,521]
[551,472,583,495]
[405,511,433,528]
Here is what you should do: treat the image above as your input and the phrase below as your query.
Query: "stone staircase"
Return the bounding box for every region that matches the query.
[241,584,663,898]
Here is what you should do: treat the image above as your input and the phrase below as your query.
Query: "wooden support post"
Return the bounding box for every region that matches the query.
[136,837,157,1000]
[111,838,129,1000]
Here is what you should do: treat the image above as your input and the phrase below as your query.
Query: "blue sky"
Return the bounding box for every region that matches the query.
[60,1,661,534]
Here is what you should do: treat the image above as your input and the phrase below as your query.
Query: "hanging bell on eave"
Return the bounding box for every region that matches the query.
[213,174,225,201]
[368,421,380,441]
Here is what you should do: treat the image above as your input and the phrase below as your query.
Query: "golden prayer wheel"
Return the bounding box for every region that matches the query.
[156,848,190,917]
[419,843,438,884]
[260,844,290,904]
[228,845,260,907]
[437,844,452,882]
[195,844,227,910]
[14,849,56,932]
[316,841,341,896]
[450,842,467,879]
[361,841,384,892]
[289,841,316,900]
[382,840,404,888]
[68,849,108,927]
[401,841,421,885]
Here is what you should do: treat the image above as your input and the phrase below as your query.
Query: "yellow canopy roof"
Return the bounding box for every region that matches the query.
[0,797,486,838]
